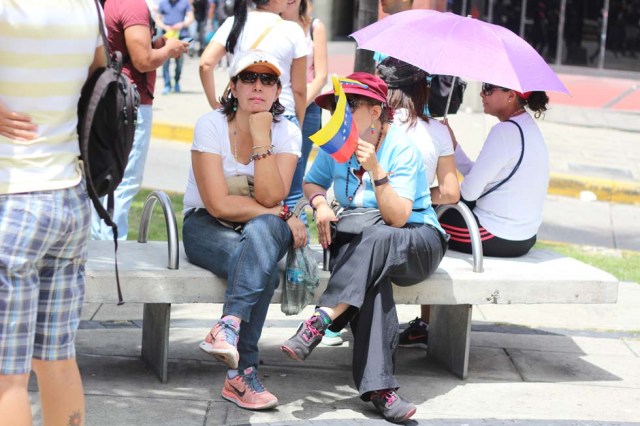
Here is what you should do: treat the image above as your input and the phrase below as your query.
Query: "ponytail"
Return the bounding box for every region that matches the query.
[226,0,249,53]
[520,91,549,119]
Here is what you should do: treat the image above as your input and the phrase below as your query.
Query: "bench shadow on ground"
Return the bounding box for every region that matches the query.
[33,313,624,426]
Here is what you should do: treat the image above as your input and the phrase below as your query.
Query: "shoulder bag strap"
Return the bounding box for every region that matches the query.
[477,119,525,200]
[92,0,111,63]
[250,17,282,49]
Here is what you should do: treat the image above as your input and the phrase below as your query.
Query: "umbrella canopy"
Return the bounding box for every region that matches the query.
[351,9,570,95]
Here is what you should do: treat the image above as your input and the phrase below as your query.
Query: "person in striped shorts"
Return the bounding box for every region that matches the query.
[0,1,106,424]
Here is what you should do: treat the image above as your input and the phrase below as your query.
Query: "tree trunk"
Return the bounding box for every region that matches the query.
[353,0,378,73]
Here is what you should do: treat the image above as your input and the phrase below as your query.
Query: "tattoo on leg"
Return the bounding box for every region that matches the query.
[68,410,82,426]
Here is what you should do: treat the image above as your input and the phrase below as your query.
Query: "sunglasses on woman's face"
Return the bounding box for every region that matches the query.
[481,82,507,96]
[237,71,279,86]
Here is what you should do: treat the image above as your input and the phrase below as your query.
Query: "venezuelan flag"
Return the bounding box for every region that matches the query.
[310,77,366,163]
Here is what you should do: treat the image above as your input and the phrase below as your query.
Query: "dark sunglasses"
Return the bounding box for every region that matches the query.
[236,71,279,86]
[481,82,508,96]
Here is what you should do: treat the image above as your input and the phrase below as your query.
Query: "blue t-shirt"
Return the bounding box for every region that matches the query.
[305,125,443,233]
[159,0,193,38]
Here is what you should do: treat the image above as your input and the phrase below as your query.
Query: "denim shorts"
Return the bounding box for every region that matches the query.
[0,182,91,374]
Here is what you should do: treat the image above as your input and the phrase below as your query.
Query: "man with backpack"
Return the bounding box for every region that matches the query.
[91,0,189,241]
[0,2,108,424]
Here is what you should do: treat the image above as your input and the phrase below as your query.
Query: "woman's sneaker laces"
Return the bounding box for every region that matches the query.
[221,366,278,410]
[280,309,330,361]
[198,317,240,368]
[370,389,417,422]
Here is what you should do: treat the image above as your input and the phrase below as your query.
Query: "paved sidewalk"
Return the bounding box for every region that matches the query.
[151,42,640,204]
[28,283,640,425]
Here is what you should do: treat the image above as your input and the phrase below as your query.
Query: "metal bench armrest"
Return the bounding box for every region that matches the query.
[138,190,180,270]
[436,201,484,272]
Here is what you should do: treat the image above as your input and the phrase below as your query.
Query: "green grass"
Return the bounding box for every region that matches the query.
[128,190,639,284]
[534,240,640,284]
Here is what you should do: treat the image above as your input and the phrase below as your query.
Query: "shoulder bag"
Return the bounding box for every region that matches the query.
[329,202,384,244]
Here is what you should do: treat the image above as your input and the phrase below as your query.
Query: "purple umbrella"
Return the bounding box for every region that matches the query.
[351,9,570,95]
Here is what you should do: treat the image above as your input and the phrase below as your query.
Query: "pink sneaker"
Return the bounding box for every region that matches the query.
[198,319,239,369]
[221,367,278,410]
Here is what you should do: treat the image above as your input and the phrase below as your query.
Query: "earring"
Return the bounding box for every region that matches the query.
[370,123,375,134]
[232,100,238,112]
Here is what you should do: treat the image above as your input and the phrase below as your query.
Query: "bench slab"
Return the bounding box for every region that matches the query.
[85,240,618,382]
[86,241,618,305]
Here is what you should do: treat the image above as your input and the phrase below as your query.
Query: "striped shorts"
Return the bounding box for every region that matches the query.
[0,181,90,375]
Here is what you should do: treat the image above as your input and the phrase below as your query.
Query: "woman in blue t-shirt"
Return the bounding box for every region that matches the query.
[280,72,447,423]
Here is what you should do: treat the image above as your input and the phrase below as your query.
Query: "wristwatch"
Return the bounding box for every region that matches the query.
[373,175,389,187]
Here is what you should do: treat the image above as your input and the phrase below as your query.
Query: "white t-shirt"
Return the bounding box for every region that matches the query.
[183,110,302,210]
[393,109,454,186]
[214,11,308,116]
[454,113,549,240]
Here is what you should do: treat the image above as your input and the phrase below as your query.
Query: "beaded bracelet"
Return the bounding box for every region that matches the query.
[308,192,327,211]
[251,147,274,162]
[252,144,275,151]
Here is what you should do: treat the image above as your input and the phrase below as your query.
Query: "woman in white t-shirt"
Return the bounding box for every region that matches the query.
[281,0,329,212]
[183,50,306,411]
[377,57,460,349]
[199,0,308,126]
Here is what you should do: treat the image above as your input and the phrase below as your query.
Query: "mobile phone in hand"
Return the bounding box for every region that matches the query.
[183,37,194,45]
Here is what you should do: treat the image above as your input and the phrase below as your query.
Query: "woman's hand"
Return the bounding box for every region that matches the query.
[314,203,338,249]
[0,102,37,141]
[355,138,379,172]
[287,215,308,248]
[248,112,273,145]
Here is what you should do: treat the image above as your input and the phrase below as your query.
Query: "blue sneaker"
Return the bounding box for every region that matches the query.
[162,85,171,95]
[321,328,343,346]
[174,82,181,93]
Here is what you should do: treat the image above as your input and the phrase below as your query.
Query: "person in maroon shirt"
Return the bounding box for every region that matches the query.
[91,0,188,241]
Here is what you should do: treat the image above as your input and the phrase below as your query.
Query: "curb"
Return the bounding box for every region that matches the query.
[151,122,640,206]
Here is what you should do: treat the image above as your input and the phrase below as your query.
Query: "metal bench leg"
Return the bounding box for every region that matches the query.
[141,303,171,383]
[427,304,472,379]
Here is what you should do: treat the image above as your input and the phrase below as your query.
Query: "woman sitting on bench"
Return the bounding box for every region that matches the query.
[182,50,307,411]
[440,84,550,257]
[279,72,448,423]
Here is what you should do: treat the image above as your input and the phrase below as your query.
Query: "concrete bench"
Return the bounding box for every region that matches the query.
[85,192,619,383]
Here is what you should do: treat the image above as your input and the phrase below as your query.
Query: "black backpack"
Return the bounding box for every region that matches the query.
[77,0,140,304]
[428,75,467,117]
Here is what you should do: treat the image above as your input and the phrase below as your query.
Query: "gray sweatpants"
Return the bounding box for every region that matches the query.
[320,223,446,398]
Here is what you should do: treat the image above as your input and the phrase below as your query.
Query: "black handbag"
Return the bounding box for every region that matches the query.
[330,205,384,244]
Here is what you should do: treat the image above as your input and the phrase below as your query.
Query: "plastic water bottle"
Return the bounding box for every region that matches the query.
[283,265,305,315]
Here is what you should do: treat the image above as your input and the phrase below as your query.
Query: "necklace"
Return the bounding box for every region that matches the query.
[509,108,526,118]
[233,123,239,174]
[345,125,385,204]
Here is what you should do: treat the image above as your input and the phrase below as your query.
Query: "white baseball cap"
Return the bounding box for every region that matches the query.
[229,49,282,78]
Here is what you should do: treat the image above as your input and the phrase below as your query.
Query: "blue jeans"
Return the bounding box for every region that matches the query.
[91,104,153,240]
[183,210,292,369]
[162,54,184,88]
